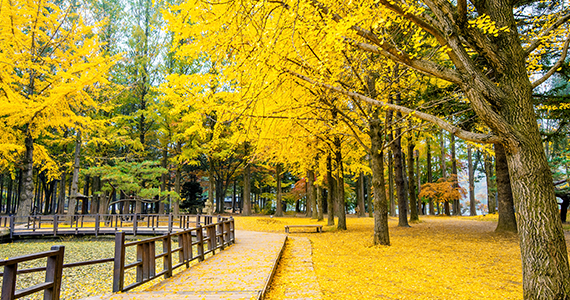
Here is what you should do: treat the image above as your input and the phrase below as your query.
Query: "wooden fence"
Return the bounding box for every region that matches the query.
[0,214,210,239]
[0,246,65,300]
[0,216,235,299]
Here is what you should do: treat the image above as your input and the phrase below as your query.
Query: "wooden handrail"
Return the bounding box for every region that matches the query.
[1,245,65,300]
[112,216,235,293]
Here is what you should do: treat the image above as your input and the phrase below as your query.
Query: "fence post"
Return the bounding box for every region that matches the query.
[9,215,14,239]
[113,232,126,292]
[133,213,138,236]
[53,215,58,237]
[196,215,201,227]
[1,262,17,300]
[196,226,205,262]
[163,233,172,279]
[44,245,65,300]
[95,214,100,237]
[230,217,235,243]
[168,214,172,233]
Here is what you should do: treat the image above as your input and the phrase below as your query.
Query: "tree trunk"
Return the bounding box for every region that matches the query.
[174,162,181,216]
[326,154,335,226]
[484,153,496,214]
[159,147,167,214]
[468,145,476,216]
[68,130,81,219]
[357,172,366,217]
[91,177,100,214]
[408,134,418,222]
[206,161,215,215]
[308,170,318,218]
[388,150,396,217]
[451,134,460,216]
[275,164,283,217]
[370,116,390,245]
[57,172,66,214]
[243,164,252,215]
[440,131,450,216]
[16,134,35,217]
[427,138,434,215]
[317,182,324,221]
[494,143,517,233]
[392,125,409,226]
[334,137,347,230]
[232,180,237,213]
[416,150,423,215]
[82,175,90,214]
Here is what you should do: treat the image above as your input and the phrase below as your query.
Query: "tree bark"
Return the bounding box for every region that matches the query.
[484,153,496,214]
[275,164,283,217]
[317,182,324,221]
[494,143,517,233]
[408,134,419,222]
[388,150,396,217]
[159,147,167,214]
[440,131,450,216]
[243,163,252,215]
[356,172,364,217]
[68,131,81,219]
[334,137,347,230]
[426,140,434,215]
[416,150,422,215]
[326,153,335,226]
[451,134,460,216]
[206,161,215,215]
[308,170,318,218]
[468,145,476,216]
[16,134,35,217]
[370,116,390,245]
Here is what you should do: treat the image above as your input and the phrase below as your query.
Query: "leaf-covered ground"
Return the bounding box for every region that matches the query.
[235,215,570,300]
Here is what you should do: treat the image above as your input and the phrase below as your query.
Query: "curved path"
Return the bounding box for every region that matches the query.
[85,230,287,300]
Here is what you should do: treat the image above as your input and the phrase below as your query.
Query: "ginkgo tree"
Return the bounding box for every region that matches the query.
[166,0,570,296]
[0,0,114,217]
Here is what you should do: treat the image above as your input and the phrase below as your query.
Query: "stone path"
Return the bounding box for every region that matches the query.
[85,230,286,300]
[265,237,322,300]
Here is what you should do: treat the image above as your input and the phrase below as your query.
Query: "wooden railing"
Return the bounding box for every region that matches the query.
[0,246,65,300]
[0,214,209,239]
[0,216,235,298]
[112,216,235,292]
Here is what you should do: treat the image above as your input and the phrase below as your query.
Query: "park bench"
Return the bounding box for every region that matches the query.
[284,224,323,233]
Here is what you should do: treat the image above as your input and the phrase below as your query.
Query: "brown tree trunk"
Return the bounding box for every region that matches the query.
[494,143,517,233]
[16,133,35,217]
[388,150,396,217]
[370,116,390,245]
[484,154,496,214]
[416,150,422,215]
[427,140,434,215]
[68,131,81,219]
[334,137,347,230]
[317,182,324,221]
[243,164,252,215]
[326,153,335,226]
[440,131,450,216]
[357,172,366,217]
[159,147,167,214]
[468,145,476,216]
[308,170,318,219]
[451,134,460,216]
[408,134,418,222]
[275,164,283,217]
[174,163,181,216]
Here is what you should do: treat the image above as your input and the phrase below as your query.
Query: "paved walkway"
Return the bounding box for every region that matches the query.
[86,230,286,300]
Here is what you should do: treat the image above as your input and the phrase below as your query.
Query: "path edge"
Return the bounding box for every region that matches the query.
[258,235,288,299]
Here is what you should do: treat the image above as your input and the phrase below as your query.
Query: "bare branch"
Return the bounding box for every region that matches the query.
[525,13,570,56]
[532,31,570,89]
[287,70,502,144]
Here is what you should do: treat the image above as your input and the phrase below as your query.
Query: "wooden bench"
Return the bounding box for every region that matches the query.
[284,225,323,233]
